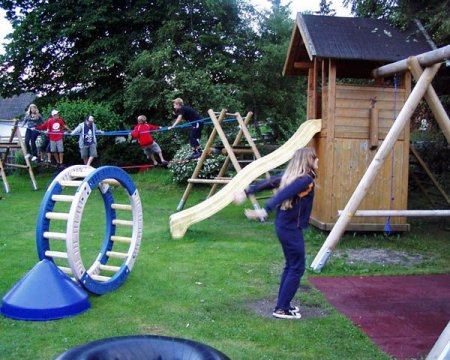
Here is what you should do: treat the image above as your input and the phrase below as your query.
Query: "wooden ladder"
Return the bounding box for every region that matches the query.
[176,109,270,211]
[0,119,38,193]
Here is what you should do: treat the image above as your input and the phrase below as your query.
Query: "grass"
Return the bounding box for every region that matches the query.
[0,169,449,359]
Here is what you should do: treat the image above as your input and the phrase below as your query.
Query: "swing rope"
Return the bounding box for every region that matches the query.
[384,74,399,235]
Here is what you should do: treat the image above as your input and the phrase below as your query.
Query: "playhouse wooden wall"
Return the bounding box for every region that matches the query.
[309,83,411,231]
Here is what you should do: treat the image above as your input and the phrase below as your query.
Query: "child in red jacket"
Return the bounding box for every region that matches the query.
[130,115,167,166]
[36,109,71,167]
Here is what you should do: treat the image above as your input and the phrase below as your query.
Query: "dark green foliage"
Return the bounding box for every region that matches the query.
[40,98,122,131]
[342,0,450,45]
[123,1,256,119]
[0,0,172,110]
[240,3,307,142]
[0,0,307,147]
[33,99,125,166]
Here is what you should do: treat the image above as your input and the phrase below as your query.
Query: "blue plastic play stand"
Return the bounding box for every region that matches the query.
[0,259,90,321]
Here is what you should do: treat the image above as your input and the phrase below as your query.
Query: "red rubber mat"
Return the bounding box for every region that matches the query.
[309,275,450,359]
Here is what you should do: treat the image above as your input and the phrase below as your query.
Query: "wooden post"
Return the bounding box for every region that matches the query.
[369,107,379,150]
[0,156,9,193]
[408,57,450,144]
[209,110,242,171]
[307,66,317,119]
[313,57,320,118]
[176,109,227,211]
[208,112,253,198]
[15,124,38,190]
[208,110,261,210]
[0,119,38,192]
[310,61,441,272]
[323,59,336,222]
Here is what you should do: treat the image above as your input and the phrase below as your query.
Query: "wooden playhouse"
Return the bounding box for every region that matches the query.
[283,15,434,231]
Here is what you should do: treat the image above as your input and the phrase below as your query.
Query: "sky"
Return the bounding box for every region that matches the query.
[0,1,351,54]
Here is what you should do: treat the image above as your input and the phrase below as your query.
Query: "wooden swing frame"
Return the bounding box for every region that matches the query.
[311,45,450,271]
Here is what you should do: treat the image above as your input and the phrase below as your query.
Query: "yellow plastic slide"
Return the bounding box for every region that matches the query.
[170,119,322,239]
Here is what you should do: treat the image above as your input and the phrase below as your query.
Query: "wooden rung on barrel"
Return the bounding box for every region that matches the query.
[59,180,82,187]
[99,264,120,272]
[111,235,132,243]
[45,250,68,259]
[106,251,128,259]
[89,274,111,282]
[51,194,75,202]
[101,179,120,186]
[46,212,70,220]
[43,231,67,240]
[69,170,93,178]
[112,219,133,227]
[111,203,132,211]
[58,266,72,274]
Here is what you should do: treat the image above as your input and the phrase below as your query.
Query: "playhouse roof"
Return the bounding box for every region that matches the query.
[0,93,36,121]
[284,14,435,78]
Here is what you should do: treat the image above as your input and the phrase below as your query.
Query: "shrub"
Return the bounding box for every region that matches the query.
[168,144,226,183]
[38,99,123,166]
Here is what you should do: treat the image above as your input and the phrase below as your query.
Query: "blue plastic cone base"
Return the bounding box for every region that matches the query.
[1,259,90,321]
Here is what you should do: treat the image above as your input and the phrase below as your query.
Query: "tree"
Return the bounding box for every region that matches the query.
[123,1,259,122]
[0,0,308,144]
[0,0,171,109]
[239,2,307,141]
[342,0,449,45]
[317,0,337,16]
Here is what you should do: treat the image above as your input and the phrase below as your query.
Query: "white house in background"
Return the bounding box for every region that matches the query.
[0,93,36,139]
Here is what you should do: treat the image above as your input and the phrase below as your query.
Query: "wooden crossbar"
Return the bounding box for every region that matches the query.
[0,143,22,148]
[188,178,231,184]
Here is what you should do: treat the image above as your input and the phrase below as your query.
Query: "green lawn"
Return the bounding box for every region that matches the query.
[0,169,449,359]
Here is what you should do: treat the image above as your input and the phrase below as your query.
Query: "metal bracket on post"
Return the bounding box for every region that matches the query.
[310,248,333,272]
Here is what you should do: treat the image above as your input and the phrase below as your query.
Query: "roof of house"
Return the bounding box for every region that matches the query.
[0,93,36,121]
[284,14,435,77]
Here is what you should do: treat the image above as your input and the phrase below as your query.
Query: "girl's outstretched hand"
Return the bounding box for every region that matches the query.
[244,208,268,221]
[233,191,247,205]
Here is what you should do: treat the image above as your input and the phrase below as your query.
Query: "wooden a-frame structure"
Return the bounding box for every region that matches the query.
[0,119,38,193]
[176,109,270,211]
[311,45,450,271]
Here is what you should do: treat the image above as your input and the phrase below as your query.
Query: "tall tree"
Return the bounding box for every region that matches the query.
[0,1,172,109]
[317,0,337,16]
[124,1,258,120]
[239,2,307,141]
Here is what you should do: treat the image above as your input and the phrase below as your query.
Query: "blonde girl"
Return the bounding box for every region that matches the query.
[244,147,319,319]
[22,104,43,161]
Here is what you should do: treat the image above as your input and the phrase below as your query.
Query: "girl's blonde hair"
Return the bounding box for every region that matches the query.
[279,147,317,210]
[26,104,39,115]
